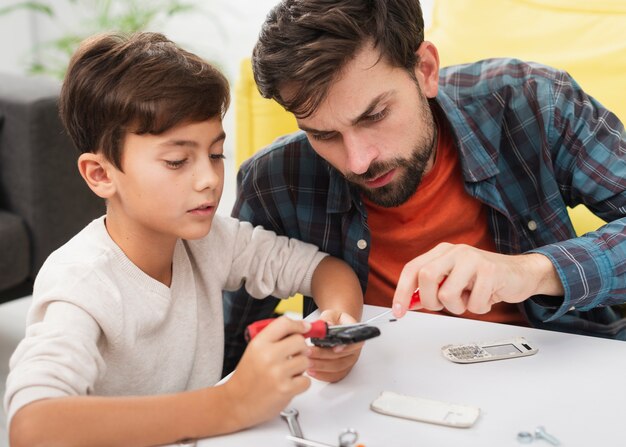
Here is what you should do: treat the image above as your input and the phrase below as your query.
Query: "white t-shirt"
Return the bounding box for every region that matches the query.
[4,215,327,424]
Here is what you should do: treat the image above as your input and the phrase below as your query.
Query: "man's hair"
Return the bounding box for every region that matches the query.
[59,32,230,170]
[252,0,424,118]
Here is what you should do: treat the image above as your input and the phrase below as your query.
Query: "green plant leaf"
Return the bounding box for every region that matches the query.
[0,2,54,17]
[166,3,196,16]
[24,0,212,79]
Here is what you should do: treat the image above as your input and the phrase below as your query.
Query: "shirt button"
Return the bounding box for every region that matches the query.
[527,220,538,231]
[357,239,368,250]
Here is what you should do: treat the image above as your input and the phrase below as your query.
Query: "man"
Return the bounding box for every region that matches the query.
[223,0,626,375]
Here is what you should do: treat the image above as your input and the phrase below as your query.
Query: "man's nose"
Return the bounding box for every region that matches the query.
[343,132,378,175]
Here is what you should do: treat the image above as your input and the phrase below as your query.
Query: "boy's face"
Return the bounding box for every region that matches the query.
[107,118,225,242]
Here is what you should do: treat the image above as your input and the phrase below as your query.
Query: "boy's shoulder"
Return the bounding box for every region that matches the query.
[43,215,114,269]
[35,216,127,299]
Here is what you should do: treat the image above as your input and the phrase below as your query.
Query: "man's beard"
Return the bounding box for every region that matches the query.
[346,101,437,208]
[350,147,433,207]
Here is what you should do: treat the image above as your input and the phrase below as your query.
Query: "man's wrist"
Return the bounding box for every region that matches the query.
[524,253,564,297]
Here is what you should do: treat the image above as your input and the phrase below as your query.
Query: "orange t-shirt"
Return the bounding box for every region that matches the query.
[363,122,527,326]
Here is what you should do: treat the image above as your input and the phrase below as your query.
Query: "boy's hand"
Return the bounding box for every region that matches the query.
[223,317,312,428]
[307,310,363,383]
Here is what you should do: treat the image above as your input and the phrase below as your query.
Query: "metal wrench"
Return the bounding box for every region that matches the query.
[281,408,306,446]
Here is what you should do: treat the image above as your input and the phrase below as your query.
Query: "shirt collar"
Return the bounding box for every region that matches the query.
[327,163,357,214]
[294,133,356,214]
[434,89,501,183]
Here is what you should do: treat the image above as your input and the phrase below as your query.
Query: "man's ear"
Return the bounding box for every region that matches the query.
[77,153,116,199]
[413,41,440,98]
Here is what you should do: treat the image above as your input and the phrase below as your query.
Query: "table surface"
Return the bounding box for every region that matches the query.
[198,305,626,447]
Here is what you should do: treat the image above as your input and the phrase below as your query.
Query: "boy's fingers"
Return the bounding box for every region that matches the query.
[337,312,358,326]
[254,316,311,343]
[284,354,312,377]
[289,375,312,394]
[308,353,358,374]
[318,309,342,325]
[308,342,363,359]
[280,334,313,358]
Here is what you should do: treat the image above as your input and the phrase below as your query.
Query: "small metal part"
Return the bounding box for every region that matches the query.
[338,428,358,447]
[534,426,560,445]
[282,409,361,447]
[517,431,534,444]
[281,408,305,442]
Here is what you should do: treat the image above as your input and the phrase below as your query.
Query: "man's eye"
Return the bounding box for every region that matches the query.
[365,108,388,122]
[310,132,336,141]
[165,159,187,169]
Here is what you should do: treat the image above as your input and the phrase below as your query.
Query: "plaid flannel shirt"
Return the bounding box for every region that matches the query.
[222,58,626,375]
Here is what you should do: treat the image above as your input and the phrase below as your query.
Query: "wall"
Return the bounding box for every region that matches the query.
[0,7,35,75]
[0,0,434,211]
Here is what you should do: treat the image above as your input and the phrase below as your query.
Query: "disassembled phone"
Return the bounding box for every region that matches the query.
[441,336,538,363]
[371,391,480,428]
[310,324,380,347]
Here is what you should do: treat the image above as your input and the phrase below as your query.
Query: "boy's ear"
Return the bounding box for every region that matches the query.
[413,41,440,99]
[77,153,116,199]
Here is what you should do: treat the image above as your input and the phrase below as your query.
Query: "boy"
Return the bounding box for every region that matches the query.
[4,32,363,446]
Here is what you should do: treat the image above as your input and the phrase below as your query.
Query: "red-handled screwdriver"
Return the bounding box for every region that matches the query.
[245,318,356,342]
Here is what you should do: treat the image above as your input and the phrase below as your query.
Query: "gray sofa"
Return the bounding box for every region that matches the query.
[0,73,104,302]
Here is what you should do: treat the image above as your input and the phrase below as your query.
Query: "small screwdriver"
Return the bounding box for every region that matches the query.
[365,278,447,324]
[244,318,363,342]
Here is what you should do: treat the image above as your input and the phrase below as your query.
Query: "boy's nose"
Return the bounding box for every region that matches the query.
[194,162,222,191]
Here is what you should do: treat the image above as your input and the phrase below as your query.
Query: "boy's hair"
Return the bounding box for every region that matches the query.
[59,32,230,170]
[252,0,424,118]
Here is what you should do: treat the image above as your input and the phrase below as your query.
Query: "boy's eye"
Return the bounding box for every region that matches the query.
[165,159,188,169]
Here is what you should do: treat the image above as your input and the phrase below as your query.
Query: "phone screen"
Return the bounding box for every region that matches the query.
[483,343,522,356]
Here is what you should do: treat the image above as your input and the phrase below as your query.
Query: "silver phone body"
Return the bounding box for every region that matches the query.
[441,336,538,363]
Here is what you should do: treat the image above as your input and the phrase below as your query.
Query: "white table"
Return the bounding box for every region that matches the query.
[199,305,626,446]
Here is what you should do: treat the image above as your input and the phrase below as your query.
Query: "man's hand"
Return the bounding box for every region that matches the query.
[392,243,564,318]
[307,309,363,383]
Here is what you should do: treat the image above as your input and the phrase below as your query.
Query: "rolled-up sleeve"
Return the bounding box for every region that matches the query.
[530,71,626,320]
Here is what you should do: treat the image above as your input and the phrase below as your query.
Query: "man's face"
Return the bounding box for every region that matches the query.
[107,118,226,244]
[290,43,437,207]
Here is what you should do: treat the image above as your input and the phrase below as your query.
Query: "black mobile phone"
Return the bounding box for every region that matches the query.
[310,324,381,348]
